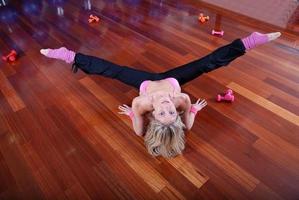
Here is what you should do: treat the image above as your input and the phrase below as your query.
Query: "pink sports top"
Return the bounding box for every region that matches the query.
[139,77,180,94]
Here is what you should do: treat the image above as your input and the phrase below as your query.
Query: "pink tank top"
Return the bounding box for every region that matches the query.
[139,78,180,94]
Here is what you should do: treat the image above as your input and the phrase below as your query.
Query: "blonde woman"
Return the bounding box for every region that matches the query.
[41,32,281,158]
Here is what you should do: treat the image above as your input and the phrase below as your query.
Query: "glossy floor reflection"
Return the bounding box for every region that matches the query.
[0,1,298,26]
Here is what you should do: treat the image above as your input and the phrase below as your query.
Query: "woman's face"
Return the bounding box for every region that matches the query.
[152,96,177,124]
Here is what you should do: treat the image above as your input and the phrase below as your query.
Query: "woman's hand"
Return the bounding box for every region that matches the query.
[118,104,132,116]
[119,104,143,136]
[192,99,207,112]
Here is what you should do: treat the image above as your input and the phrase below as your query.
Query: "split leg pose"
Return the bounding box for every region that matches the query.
[41,32,281,158]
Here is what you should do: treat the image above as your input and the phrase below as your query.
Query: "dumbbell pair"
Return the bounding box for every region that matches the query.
[88,15,100,23]
[198,13,209,23]
[2,50,17,62]
[217,89,234,102]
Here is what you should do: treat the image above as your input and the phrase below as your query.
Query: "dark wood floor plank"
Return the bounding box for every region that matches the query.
[267,94,299,116]
[185,149,252,200]
[0,90,14,116]
[0,150,17,195]
[0,131,45,199]
[264,77,299,99]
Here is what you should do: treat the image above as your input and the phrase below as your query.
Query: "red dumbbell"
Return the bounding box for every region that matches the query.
[88,14,100,23]
[198,13,209,23]
[216,89,234,102]
[212,29,224,36]
[2,50,17,62]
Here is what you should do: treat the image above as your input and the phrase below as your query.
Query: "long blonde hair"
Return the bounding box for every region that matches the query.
[144,116,185,158]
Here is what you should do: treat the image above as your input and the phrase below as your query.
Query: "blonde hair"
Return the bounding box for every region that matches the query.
[144,116,185,158]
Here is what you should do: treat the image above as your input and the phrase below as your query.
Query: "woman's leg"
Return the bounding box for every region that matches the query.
[40,32,280,88]
[158,32,281,85]
[71,38,244,88]
[73,53,161,88]
[40,48,160,89]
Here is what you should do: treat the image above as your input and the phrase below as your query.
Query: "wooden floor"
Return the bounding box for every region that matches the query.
[0,0,299,199]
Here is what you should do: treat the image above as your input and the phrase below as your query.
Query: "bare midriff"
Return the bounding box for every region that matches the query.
[139,78,181,96]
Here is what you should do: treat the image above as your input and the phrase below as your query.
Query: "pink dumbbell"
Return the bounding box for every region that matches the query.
[217,89,234,102]
[212,29,224,36]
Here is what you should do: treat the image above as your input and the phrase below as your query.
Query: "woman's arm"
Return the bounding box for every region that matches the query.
[132,96,154,136]
[130,110,144,136]
[175,94,207,130]
[118,102,144,136]
[178,94,194,130]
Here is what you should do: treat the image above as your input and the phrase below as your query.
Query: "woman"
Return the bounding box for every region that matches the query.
[41,32,281,158]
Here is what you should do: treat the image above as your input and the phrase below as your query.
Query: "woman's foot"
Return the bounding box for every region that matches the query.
[40,47,75,63]
[241,32,281,50]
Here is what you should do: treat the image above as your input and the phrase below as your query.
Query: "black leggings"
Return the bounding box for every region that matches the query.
[72,39,246,89]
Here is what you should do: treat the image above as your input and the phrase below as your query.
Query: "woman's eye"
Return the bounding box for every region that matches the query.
[169,111,175,115]
[160,112,165,116]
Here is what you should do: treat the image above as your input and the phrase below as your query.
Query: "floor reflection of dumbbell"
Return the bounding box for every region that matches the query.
[217,89,234,102]
[212,30,224,36]
[2,50,17,62]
